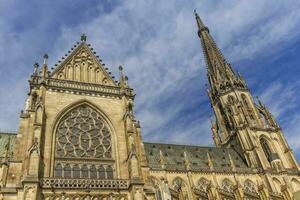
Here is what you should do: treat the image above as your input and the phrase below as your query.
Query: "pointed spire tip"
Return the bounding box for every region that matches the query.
[194,9,198,16]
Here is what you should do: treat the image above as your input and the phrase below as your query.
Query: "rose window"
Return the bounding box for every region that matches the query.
[54,105,114,179]
[55,105,111,159]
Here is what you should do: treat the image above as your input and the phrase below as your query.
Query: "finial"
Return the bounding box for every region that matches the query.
[42,54,48,79]
[33,63,39,75]
[194,9,198,16]
[81,34,87,42]
[43,54,48,65]
[194,9,209,33]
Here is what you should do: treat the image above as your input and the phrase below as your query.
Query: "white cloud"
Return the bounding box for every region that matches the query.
[259,81,300,118]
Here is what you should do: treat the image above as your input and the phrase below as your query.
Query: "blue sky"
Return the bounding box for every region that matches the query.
[0,0,300,161]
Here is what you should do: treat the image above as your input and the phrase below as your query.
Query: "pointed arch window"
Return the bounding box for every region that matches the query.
[98,165,106,179]
[82,164,89,178]
[64,164,72,178]
[73,164,81,178]
[90,165,97,179]
[55,105,112,159]
[260,138,272,162]
[106,165,114,179]
[54,104,115,179]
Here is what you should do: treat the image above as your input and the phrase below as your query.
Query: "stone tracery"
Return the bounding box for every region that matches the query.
[54,104,114,179]
[55,105,112,159]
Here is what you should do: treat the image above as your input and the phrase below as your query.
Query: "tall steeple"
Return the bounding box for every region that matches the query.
[195,11,300,172]
[194,10,242,94]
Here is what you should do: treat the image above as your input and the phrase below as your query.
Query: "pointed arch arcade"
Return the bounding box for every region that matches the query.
[53,103,115,179]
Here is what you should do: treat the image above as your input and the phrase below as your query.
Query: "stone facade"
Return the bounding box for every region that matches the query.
[0,13,299,200]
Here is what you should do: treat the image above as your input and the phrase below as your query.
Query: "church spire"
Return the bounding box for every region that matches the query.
[194,11,237,90]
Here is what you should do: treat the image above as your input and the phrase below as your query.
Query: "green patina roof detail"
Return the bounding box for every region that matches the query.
[144,142,251,172]
[0,132,17,158]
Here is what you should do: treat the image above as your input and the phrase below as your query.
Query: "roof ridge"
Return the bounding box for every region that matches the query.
[0,131,17,135]
[143,141,228,149]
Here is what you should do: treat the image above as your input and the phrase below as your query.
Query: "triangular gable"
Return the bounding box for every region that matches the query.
[51,42,116,86]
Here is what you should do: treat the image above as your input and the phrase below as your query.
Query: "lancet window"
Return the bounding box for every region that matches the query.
[54,104,114,179]
[260,137,272,163]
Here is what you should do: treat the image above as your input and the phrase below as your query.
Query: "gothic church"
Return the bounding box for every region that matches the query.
[0,12,299,200]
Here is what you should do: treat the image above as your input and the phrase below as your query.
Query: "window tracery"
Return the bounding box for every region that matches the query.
[54,104,114,179]
[197,178,210,192]
[244,179,256,194]
[260,137,272,163]
[55,105,112,159]
[222,179,234,193]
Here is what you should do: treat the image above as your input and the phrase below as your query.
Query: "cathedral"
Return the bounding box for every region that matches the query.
[0,12,299,200]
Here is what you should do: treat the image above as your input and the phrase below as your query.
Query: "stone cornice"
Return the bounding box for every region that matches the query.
[29,76,134,99]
